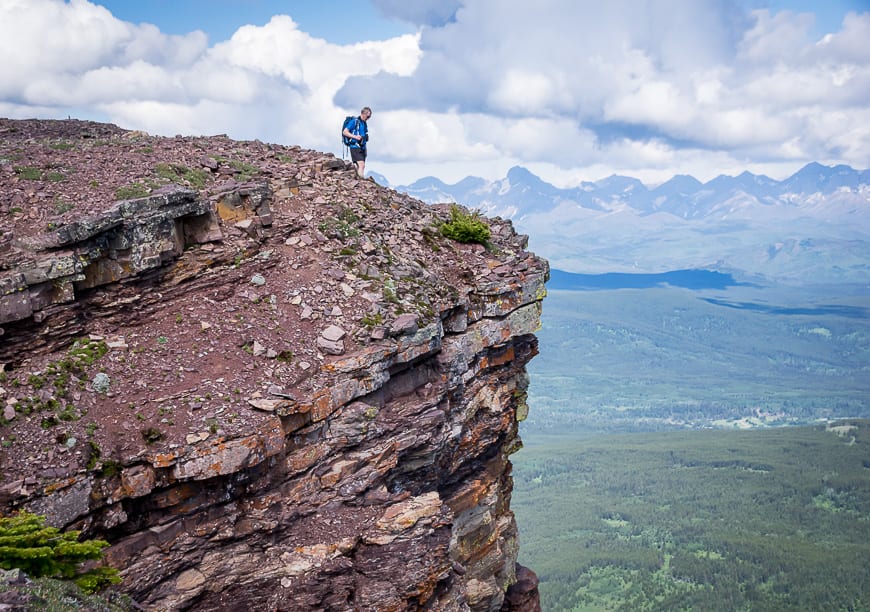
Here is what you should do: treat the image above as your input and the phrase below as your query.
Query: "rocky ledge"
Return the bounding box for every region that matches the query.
[0,118,545,610]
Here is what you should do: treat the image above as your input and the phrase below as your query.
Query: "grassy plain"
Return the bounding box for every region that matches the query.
[525,285,870,433]
[512,422,870,611]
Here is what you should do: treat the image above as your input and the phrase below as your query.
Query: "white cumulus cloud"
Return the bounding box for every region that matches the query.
[0,0,421,159]
[0,0,867,186]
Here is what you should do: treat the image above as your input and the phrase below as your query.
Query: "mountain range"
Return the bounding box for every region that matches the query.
[380,163,870,284]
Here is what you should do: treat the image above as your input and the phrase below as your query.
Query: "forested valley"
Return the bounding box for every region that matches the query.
[512,422,870,611]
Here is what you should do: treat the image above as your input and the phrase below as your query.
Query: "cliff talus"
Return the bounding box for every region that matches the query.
[0,119,545,610]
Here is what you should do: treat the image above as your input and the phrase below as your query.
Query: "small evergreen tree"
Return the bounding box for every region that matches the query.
[440,205,491,245]
[0,511,120,593]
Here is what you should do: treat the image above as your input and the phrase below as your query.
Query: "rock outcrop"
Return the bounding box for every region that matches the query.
[0,119,545,610]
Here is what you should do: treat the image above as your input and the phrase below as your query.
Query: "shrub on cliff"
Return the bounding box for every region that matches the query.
[440,205,491,245]
[0,511,120,594]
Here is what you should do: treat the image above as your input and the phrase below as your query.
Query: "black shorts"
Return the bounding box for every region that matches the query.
[350,147,367,163]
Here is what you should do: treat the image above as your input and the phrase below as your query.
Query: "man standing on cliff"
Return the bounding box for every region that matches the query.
[342,107,371,179]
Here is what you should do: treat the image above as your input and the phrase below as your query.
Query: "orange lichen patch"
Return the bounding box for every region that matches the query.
[445,477,495,515]
[319,459,359,488]
[148,450,182,469]
[479,346,515,370]
[117,464,156,499]
[259,417,287,457]
[285,443,329,475]
[414,575,444,607]
[43,476,79,495]
[171,435,265,480]
[275,400,313,417]
[150,483,200,509]
[214,195,251,223]
[305,390,335,423]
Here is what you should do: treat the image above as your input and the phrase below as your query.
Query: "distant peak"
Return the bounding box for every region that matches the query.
[507,166,539,182]
[596,174,644,188]
[407,175,449,189]
[799,161,827,171]
[454,175,487,190]
[652,174,703,194]
[663,174,702,185]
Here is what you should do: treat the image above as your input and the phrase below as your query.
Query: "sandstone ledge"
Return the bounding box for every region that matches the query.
[0,119,546,611]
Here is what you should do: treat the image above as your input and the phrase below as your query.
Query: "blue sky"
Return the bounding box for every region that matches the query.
[93,0,867,45]
[762,0,869,35]
[90,1,417,44]
[1,0,868,186]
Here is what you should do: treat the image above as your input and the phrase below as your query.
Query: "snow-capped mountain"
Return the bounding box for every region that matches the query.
[393,163,870,283]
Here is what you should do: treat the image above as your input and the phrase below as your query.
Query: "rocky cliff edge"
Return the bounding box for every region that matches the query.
[0,118,545,611]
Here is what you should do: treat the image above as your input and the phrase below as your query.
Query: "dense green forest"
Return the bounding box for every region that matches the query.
[511,421,870,611]
[524,286,870,433]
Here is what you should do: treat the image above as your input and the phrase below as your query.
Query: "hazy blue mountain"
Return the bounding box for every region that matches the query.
[704,170,779,194]
[453,175,488,192]
[646,174,704,216]
[396,175,449,198]
[779,162,870,195]
[397,162,867,218]
[651,174,703,197]
[396,163,870,283]
[569,174,648,212]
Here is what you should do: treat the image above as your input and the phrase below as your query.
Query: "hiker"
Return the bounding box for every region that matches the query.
[342,107,371,178]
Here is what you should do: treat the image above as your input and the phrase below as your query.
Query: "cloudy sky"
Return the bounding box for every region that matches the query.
[1,0,868,187]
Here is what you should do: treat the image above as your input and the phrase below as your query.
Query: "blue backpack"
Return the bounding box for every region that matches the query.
[342,116,367,148]
[342,116,357,147]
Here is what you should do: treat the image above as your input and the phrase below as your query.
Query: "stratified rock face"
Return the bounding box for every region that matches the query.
[0,119,546,611]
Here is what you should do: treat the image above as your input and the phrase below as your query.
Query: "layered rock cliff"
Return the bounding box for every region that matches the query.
[0,119,545,611]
